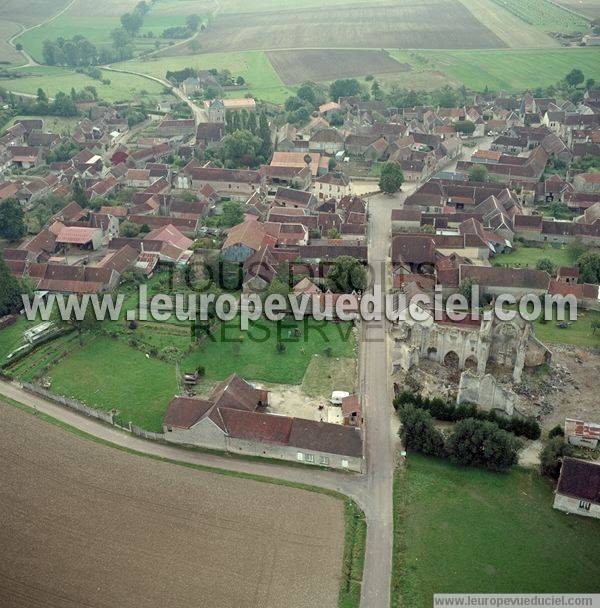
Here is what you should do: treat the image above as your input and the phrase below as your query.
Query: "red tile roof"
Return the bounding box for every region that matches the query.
[164,397,213,429]
[220,408,292,444]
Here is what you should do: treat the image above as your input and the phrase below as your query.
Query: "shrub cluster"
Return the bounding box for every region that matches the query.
[393,391,541,440]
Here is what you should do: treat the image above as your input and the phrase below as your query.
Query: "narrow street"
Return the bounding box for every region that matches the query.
[359,187,411,608]
[0,184,413,608]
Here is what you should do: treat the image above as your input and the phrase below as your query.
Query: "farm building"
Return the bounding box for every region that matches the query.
[55,227,103,251]
[164,374,363,471]
[565,419,600,449]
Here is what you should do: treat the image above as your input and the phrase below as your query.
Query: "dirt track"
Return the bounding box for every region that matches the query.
[0,403,344,608]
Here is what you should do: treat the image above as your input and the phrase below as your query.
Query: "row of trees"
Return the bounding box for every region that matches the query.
[42,1,155,66]
[399,404,522,472]
[394,390,541,440]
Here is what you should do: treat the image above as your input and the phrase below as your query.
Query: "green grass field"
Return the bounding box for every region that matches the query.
[0,318,29,363]
[392,455,600,608]
[390,48,600,92]
[9,114,81,134]
[181,316,356,385]
[119,51,292,103]
[493,244,574,268]
[47,336,178,431]
[489,0,590,33]
[534,309,600,348]
[1,66,165,102]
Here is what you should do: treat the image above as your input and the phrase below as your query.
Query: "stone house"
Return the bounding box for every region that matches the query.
[221,219,277,262]
[312,172,352,201]
[553,458,600,520]
[178,164,265,200]
[574,172,600,194]
[273,186,317,210]
[204,98,256,122]
[309,128,345,155]
[163,374,363,471]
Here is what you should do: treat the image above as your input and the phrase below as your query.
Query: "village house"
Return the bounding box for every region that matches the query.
[312,172,352,201]
[177,163,265,200]
[204,98,256,122]
[221,219,277,262]
[273,187,318,210]
[163,374,363,471]
[553,458,600,520]
[573,172,600,194]
[55,226,103,252]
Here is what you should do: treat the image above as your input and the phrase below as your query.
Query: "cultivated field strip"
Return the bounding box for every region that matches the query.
[197,1,508,52]
[0,404,345,608]
[267,49,411,85]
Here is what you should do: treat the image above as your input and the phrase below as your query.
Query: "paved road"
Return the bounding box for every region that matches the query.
[7,0,77,68]
[358,187,414,608]
[103,66,209,125]
[0,380,370,512]
[0,186,412,608]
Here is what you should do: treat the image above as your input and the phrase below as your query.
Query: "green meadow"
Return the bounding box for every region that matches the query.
[390,48,600,92]
[1,66,165,102]
[392,455,600,608]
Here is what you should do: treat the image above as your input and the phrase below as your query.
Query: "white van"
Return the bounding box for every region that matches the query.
[330,391,350,406]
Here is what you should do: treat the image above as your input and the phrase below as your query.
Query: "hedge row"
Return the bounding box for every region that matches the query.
[393,390,541,440]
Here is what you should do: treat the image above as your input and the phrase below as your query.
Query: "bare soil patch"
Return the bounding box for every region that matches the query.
[0,403,345,608]
[267,49,410,85]
[197,1,507,52]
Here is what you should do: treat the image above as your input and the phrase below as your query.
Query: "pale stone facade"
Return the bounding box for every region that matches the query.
[392,314,550,383]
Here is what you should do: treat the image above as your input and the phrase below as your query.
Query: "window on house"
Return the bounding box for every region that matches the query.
[297,452,303,461]
[579,500,591,511]
[341,459,349,468]
[319,456,329,466]
[167,426,173,432]
[305,454,315,463]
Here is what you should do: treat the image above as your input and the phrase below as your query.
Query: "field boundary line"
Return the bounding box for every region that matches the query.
[1,392,367,608]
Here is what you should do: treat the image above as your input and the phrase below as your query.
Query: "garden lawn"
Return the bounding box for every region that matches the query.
[0,317,29,363]
[182,316,356,384]
[534,309,600,349]
[392,455,600,608]
[302,356,357,399]
[48,336,177,431]
[493,244,573,268]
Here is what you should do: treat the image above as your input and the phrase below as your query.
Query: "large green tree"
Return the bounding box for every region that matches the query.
[219,200,244,228]
[469,164,489,183]
[540,437,574,479]
[577,252,600,284]
[398,404,446,457]
[329,78,361,101]
[446,418,521,472]
[0,198,26,241]
[221,129,262,167]
[379,162,404,194]
[326,256,367,293]
[0,251,24,316]
[565,69,585,88]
